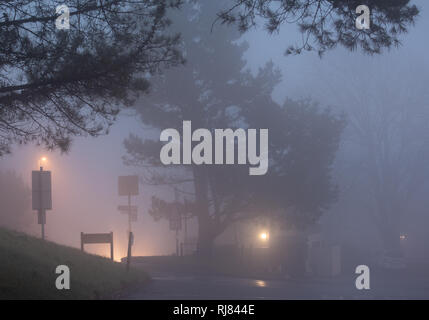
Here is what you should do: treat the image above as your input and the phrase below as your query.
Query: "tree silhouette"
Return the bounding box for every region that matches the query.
[324,56,429,257]
[0,0,184,156]
[217,0,419,56]
[123,0,345,255]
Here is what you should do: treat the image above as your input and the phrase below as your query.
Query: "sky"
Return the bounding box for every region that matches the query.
[1,0,428,260]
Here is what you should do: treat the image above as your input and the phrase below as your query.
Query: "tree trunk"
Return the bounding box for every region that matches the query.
[197,215,215,257]
[193,166,216,257]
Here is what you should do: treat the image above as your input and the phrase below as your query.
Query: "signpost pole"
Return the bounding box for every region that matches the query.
[39,166,45,240]
[128,193,132,234]
[126,231,133,271]
[127,194,132,267]
[117,177,139,232]
[41,211,45,240]
[110,232,114,261]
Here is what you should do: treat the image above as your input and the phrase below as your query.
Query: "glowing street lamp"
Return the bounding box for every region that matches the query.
[38,156,47,170]
[259,232,269,241]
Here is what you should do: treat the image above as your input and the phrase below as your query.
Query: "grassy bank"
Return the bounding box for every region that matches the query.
[0,227,149,299]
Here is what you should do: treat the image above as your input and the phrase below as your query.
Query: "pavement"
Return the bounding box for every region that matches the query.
[125,266,429,300]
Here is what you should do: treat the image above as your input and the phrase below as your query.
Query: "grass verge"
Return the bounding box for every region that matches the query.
[0,227,149,299]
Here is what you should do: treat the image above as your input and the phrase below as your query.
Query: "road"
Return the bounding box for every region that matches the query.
[126,268,429,300]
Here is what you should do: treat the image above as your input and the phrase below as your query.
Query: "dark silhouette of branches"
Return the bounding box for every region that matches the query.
[216,0,419,56]
[0,0,184,155]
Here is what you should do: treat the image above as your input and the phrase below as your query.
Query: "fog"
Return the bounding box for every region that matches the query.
[1,0,429,284]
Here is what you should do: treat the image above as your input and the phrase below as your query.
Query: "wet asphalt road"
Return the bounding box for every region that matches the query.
[126,269,429,300]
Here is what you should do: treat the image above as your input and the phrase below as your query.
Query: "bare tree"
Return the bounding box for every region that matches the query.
[123,1,345,256]
[325,56,429,256]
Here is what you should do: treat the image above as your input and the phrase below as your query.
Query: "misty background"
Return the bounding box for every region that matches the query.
[1,0,428,264]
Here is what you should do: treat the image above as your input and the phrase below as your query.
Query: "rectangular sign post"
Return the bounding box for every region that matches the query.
[81,232,114,260]
[118,175,139,269]
[32,168,52,240]
[118,175,139,196]
[118,175,139,233]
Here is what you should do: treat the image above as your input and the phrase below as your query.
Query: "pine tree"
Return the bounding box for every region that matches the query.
[124,0,345,255]
[0,0,184,155]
